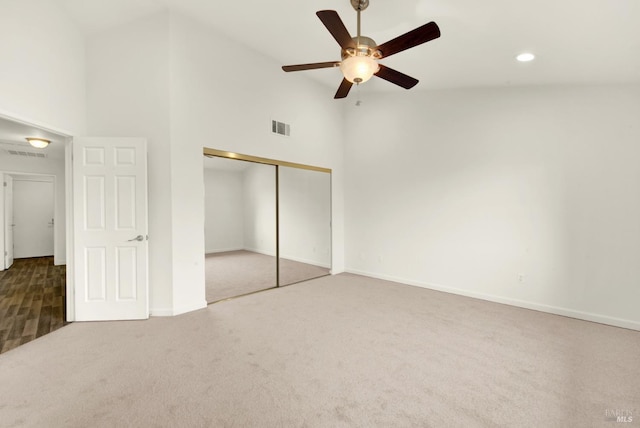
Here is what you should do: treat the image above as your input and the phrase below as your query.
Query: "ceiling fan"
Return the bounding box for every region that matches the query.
[282,0,441,99]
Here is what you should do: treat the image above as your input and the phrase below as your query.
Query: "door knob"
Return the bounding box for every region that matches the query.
[128,235,144,242]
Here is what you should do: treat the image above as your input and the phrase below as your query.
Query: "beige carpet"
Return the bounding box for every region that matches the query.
[205,250,330,302]
[0,273,638,427]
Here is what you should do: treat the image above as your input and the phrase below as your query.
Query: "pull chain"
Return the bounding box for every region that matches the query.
[355,83,362,106]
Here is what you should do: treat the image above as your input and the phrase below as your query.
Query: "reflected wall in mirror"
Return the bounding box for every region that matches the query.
[279,166,332,286]
[203,156,276,302]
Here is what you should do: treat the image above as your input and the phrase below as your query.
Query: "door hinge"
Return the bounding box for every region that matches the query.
[4,251,7,256]
[3,182,6,187]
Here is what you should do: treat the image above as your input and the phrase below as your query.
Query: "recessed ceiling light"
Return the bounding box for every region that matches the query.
[516,53,535,62]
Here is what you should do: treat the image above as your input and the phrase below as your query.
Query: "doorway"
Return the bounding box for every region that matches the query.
[0,115,69,353]
[11,174,55,260]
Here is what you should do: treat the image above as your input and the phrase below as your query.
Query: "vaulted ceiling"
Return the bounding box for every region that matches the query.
[56,0,640,92]
[3,0,639,150]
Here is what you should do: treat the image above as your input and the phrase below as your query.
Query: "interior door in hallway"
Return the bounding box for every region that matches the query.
[4,175,14,269]
[73,137,149,321]
[13,179,54,258]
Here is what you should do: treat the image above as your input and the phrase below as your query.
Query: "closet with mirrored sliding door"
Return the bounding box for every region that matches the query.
[203,148,331,303]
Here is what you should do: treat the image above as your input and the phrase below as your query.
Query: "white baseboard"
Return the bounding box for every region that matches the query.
[172,300,208,316]
[280,253,331,269]
[150,308,174,317]
[205,247,243,255]
[239,249,331,268]
[244,247,276,257]
[346,269,640,331]
[150,300,207,317]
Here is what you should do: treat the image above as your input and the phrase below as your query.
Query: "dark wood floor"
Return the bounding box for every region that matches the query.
[0,257,67,354]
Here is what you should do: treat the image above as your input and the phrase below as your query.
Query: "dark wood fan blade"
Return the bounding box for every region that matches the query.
[376,22,440,59]
[317,10,354,49]
[334,78,353,99]
[282,62,340,72]
[375,64,419,89]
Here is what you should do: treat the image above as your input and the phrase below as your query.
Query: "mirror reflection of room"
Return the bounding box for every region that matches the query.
[203,156,276,303]
[278,166,331,286]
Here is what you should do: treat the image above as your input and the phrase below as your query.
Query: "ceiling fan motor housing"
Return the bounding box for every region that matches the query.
[341,36,381,60]
[350,0,369,11]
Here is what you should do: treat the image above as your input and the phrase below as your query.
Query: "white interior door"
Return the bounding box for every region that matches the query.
[4,175,14,269]
[13,179,54,258]
[73,137,149,321]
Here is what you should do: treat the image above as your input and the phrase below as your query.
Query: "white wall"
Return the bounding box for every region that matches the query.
[279,167,332,267]
[4,3,637,329]
[0,0,85,134]
[0,155,66,264]
[203,168,244,253]
[242,163,276,256]
[86,12,175,315]
[345,84,640,330]
[84,11,345,316]
[168,13,345,313]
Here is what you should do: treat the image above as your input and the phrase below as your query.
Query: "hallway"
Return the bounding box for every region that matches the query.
[0,257,67,354]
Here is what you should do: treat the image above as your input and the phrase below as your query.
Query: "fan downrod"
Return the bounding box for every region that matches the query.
[350,0,369,12]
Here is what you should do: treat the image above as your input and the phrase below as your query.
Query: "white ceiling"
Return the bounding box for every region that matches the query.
[55,0,640,93]
[3,0,638,143]
[3,1,633,165]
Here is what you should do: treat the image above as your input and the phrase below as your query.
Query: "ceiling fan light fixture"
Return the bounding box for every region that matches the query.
[282,5,441,98]
[26,137,51,148]
[340,55,379,84]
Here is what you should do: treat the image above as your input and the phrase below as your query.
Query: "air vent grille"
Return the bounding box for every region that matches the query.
[271,120,291,137]
[5,149,46,158]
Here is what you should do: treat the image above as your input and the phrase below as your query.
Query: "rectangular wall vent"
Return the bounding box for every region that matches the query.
[271,120,290,137]
[6,149,46,158]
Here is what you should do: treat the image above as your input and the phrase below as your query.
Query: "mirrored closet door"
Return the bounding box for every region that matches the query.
[203,149,331,303]
[278,166,331,286]
[203,156,277,303]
